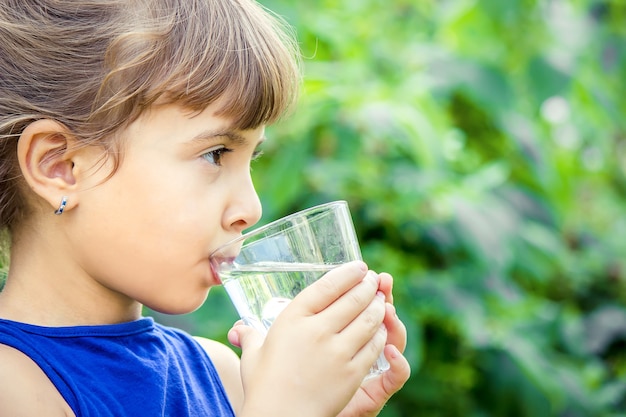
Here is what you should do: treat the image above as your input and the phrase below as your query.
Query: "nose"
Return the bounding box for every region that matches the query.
[223,172,262,233]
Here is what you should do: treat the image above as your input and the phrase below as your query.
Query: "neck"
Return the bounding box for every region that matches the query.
[0,224,142,326]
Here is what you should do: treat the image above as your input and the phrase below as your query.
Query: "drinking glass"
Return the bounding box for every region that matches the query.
[210,200,390,379]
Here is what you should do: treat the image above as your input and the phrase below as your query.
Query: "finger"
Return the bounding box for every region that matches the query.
[337,290,386,349]
[350,321,388,374]
[228,323,264,351]
[318,270,380,333]
[292,261,368,314]
[382,303,407,353]
[358,344,411,401]
[380,344,411,394]
[377,272,394,304]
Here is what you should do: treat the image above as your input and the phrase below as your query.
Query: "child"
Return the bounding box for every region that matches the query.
[0,1,410,416]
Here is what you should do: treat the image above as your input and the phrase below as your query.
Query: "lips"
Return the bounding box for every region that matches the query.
[209,236,244,282]
[209,257,224,284]
[209,255,236,284]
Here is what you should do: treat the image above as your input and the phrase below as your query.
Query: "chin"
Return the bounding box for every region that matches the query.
[145,288,211,316]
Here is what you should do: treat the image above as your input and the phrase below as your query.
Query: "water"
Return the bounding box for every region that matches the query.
[221,261,390,378]
[221,262,335,333]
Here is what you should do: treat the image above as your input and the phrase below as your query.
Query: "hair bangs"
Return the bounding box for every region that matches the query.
[153,0,301,130]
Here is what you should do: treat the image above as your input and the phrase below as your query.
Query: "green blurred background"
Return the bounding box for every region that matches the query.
[151,1,626,416]
[166,0,622,415]
[1,0,624,415]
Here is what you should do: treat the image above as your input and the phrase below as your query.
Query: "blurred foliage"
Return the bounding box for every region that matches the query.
[161,0,626,415]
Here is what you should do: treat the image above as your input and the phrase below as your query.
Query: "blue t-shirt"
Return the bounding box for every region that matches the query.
[0,317,236,416]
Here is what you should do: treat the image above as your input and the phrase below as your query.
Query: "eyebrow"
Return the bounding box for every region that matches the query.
[188,129,266,147]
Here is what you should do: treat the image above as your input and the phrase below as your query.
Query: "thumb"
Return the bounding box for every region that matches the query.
[380,344,411,395]
[228,322,265,351]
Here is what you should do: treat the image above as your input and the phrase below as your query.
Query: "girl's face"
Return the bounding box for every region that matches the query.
[67,102,264,314]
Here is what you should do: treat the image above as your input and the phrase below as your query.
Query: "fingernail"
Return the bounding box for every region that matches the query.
[357,261,368,272]
[376,291,385,300]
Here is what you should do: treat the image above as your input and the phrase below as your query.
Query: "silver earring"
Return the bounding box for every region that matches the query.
[54,196,68,215]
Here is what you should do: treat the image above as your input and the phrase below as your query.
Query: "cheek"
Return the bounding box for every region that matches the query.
[71,169,206,269]
[67,145,223,311]
[68,194,216,311]
[95,160,194,224]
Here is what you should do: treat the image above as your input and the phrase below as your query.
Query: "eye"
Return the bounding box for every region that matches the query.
[201,146,232,166]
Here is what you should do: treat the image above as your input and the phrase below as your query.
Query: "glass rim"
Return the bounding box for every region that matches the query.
[210,200,349,257]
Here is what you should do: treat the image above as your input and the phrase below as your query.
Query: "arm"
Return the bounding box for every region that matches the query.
[0,344,75,417]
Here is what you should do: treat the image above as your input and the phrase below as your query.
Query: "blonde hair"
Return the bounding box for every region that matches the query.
[0,0,300,232]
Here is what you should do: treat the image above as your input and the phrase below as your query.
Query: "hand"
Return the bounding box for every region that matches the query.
[337,272,411,417]
[229,261,390,417]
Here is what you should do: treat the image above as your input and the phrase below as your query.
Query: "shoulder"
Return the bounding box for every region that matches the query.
[0,343,75,417]
[193,336,243,414]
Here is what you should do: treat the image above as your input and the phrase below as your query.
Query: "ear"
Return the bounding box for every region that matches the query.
[17,119,79,213]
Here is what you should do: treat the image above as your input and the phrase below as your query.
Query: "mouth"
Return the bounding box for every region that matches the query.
[209,255,236,284]
[209,236,245,283]
[209,257,223,284]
